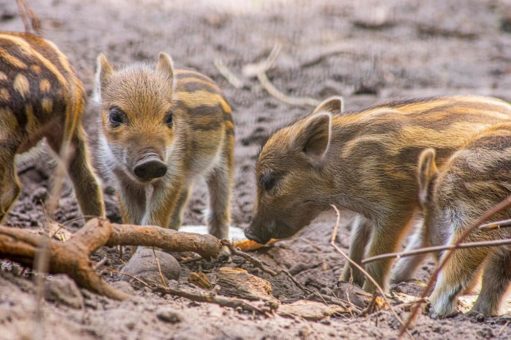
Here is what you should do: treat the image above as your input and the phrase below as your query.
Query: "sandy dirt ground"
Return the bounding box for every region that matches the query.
[1,0,511,338]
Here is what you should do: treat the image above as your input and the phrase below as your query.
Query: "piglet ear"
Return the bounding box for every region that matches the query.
[94,53,113,102]
[312,96,344,115]
[417,148,439,206]
[156,52,176,90]
[292,112,332,164]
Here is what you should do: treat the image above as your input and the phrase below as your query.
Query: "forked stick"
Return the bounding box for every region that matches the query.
[242,44,320,107]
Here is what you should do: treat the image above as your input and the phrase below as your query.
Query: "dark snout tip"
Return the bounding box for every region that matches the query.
[133,157,167,181]
[244,227,270,245]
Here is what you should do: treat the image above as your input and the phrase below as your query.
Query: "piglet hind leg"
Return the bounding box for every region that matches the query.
[470,248,511,317]
[0,148,20,223]
[429,234,488,318]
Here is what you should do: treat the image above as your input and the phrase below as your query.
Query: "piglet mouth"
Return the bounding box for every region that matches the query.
[243,227,271,244]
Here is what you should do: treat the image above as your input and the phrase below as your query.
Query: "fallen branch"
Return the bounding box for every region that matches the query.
[330,205,411,337]
[362,238,511,264]
[0,218,222,300]
[400,195,511,337]
[108,223,221,259]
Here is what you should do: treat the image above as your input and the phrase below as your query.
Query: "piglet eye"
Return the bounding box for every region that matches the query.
[108,107,127,127]
[165,112,173,127]
[260,173,278,192]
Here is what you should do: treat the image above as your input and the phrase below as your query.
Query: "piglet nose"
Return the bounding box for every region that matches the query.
[133,154,167,181]
[244,227,268,244]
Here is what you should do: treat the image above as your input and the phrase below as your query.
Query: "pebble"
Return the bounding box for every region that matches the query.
[156,307,183,324]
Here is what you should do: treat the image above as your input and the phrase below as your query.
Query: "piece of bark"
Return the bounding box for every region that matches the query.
[188,272,213,289]
[216,267,276,303]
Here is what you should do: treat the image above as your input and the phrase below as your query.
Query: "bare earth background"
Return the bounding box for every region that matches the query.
[1,0,511,338]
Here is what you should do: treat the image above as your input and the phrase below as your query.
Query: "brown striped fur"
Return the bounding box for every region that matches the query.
[95,53,233,239]
[0,32,105,221]
[244,95,511,292]
[409,125,511,318]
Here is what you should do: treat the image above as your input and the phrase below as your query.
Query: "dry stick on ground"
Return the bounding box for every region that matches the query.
[0,218,222,300]
[113,269,270,315]
[399,195,511,337]
[242,44,320,107]
[214,59,244,89]
[329,205,411,338]
[153,284,272,316]
[222,241,277,275]
[362,238,511,265]
[32,133,75,339]
[222,240,355,312]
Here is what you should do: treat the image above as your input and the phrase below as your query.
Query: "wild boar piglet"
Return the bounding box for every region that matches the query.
[244,95,511,292]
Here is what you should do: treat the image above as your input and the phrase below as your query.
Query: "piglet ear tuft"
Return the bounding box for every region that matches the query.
[312,96,344,115]
[417,148,439,206]
[156,52,176,90]
[94,53,113,102]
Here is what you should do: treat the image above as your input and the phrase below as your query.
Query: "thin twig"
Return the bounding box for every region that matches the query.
[222,241,277,276]
[497,320,510,337]
[479,218,511,230]
[222,240,354,312]
[153,284,271,315]
[152,247,169,288]
[214,59,244,89]
[400,195,511,337]
[329,205,411,338]
[257,72,320,107]
[15,0,42,35]
[363,238,511,264]
[33,141,75,339]
[93,256,108,270]
[242,44,282,77]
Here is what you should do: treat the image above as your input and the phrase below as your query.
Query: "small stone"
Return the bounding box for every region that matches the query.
[156,307,183,324]
[121,247,181,285]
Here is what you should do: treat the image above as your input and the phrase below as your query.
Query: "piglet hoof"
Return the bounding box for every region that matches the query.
[218,245,232,262]
[428,307,459,319]
[466,310,487,322]
[121,247,181,286]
